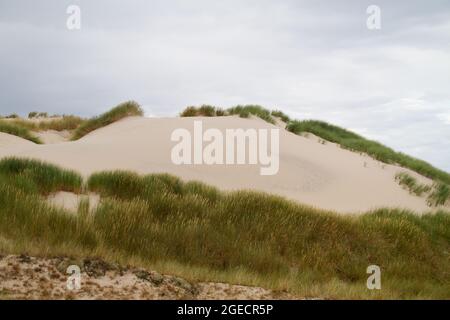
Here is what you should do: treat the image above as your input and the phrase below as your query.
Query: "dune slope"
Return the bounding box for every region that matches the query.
[0,116,437,213]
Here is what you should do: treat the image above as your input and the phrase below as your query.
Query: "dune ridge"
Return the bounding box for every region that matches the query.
[0,115,440,213]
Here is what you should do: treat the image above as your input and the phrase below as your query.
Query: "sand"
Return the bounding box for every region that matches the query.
[0,116,438,213]
[34,130,71,144]
[0,254,296,300]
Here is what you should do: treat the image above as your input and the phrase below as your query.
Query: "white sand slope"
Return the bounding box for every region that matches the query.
[0,116,437,213]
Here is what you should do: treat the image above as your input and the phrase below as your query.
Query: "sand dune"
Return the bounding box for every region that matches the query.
[0,116,435,213]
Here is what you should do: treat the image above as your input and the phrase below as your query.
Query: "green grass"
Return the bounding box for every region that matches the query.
[395,172,431,196]
[227,105,276,124]
[271,110,291,123]
[287,120,450,185]
[428,182,450,207]
[395,172,449,207]
[0,159,449,299]
[0,157,83,195]
[5,116,85,132]
[71,101,143,140]
[180,105,224,117]
[0,121,42,144]
[180,105,277,124]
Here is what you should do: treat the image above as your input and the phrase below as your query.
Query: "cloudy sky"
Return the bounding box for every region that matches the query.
[0,0,449,170]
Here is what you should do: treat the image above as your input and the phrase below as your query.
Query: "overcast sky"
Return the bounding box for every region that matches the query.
[0,0,449,171]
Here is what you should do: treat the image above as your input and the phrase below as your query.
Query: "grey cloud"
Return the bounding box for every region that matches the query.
[0,0,449,170]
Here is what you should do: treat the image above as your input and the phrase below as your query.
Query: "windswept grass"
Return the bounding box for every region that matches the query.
[227,105,276,124]
[180,105,225,117]
[0,160,449,299]
[428,182,450,207]
[5,116,85,132]
[0,121,42,144]
[180,105,277,124]
[271,110,291,123]
[71,101,143,140]
[287,120,450,185]
[88,170,220,203]
[395,172,431,196]
[0,157,83,195]
[395,172,449,207]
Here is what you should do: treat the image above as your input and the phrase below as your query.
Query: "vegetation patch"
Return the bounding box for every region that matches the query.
[395,172,431,196]
[227,105,276,124]
[287,120,450,185]
[0,158,449,299]
[0,121,42,144]
[180,105,226,117]
[271,110,291,123]
[0,157,83,195]
[71,101,143,140]
[180,104,277,124]
[4,116,85,132]
[395,172,449,207]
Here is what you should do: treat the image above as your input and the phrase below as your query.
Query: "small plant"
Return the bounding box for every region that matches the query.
[180,106,198,117]
[198,105,216,117]
[227,105,275,124]
[271,110,290,123]
[215,108,227,116]
[395,172,431,197]
[427,182,449,207]
[239,110,250,118]
[5,113,19,119]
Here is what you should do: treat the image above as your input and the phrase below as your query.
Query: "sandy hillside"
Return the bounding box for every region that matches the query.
[0,116,436,213]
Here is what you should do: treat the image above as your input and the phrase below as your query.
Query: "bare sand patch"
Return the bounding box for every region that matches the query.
[0,255,297,300]
[33,130,72,144]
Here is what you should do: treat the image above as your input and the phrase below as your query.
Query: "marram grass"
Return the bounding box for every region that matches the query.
[71,101,143,140]
[0,121,42,144]
[0,158,449,299]
[287,120,450,185]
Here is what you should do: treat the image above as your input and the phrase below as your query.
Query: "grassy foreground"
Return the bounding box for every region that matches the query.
[0,157,449,299]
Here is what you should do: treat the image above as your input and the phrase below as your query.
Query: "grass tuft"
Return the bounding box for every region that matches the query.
[395,172,431,196]
[180,105,223,117]
[0,121,42,144]
[71,101,143,140]
[227,105,275,124]
[0,157,83,195]
[5,116,85,132]
[287,120,450,184]
[271,110,291,123]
